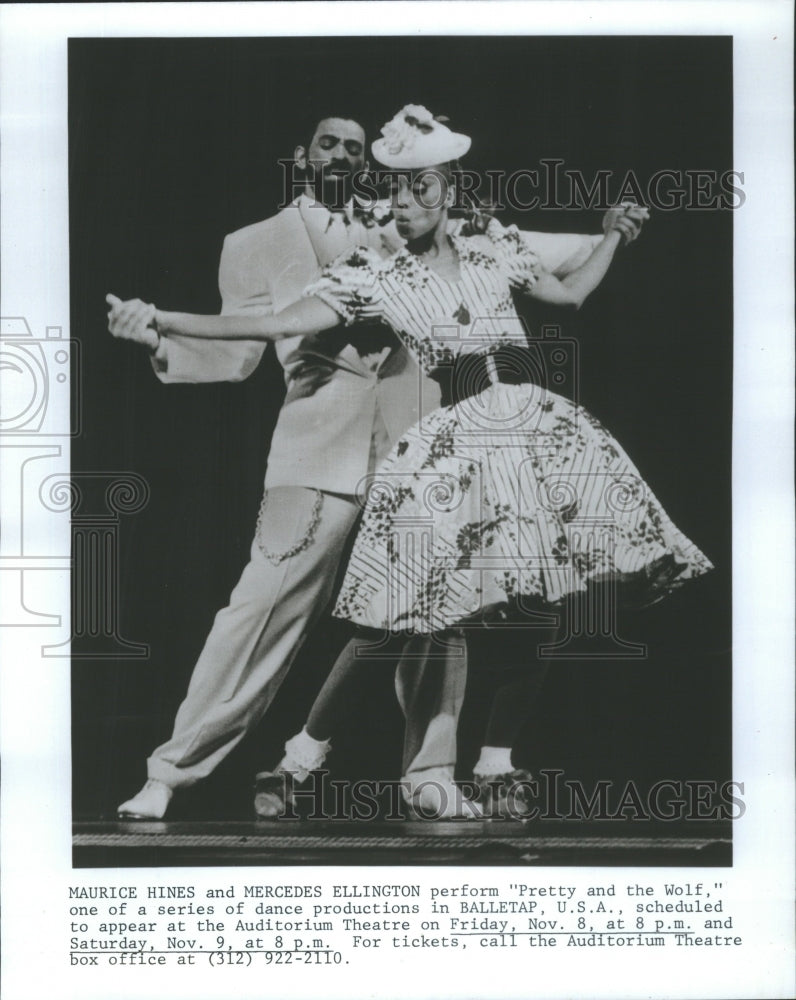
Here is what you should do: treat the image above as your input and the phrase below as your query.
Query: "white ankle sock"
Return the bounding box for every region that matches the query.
[280,728,331,782]
[473,746,513,777]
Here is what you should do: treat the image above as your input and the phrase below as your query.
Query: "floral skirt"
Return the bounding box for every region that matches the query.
[333,383,713,633]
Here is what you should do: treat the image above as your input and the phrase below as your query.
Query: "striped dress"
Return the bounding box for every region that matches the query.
[306,220,713,633]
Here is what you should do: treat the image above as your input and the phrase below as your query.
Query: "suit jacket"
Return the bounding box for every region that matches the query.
[151,199,602,494]
[152,198,441,494]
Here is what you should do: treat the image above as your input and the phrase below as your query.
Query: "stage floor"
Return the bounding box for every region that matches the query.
[74,819,731,867]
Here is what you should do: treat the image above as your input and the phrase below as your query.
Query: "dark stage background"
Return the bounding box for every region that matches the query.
[69,36,732,823]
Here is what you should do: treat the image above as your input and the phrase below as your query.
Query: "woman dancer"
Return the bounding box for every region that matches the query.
[108,106,711,819]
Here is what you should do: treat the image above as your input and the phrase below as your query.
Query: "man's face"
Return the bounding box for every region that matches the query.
[299,117,366,208]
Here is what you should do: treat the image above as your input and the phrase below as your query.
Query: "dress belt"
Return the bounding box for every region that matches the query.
[435,345,537,407]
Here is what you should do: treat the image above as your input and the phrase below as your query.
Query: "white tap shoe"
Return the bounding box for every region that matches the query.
[403,772,483,820]
[117,778,173,820]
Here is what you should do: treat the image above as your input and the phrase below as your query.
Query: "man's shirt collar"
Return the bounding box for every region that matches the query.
[294,193,353,228]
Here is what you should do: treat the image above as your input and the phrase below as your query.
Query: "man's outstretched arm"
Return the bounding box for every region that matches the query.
[135,231,275,384]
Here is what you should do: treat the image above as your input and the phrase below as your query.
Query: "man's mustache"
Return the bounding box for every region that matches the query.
[321,160,355,177]
[302,160,355,179]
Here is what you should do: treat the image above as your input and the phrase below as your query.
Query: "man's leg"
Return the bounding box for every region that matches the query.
[119,487,359,816]
[392,631,481,817]
[394,631,467,782]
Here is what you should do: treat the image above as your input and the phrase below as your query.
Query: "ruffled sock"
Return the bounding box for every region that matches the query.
[473,745,513,778]
[278,727,332,782]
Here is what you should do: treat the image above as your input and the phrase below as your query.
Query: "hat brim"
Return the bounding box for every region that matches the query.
[372,133,471,169]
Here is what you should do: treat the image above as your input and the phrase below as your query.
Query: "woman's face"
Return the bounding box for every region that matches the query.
[390,166,450,240]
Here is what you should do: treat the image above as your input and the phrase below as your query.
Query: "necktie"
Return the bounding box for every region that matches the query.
[322,210,352,261]
[326,209,350,231]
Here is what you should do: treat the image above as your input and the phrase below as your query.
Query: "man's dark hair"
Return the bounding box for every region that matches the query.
[298,112,368,150]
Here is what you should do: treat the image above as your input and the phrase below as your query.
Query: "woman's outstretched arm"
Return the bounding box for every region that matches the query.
[106,293,341,344]
[157,296,341,341]
[528,204,649,310]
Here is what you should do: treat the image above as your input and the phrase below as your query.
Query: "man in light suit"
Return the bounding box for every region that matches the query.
[113,116,475,820]
[110,114,610,820]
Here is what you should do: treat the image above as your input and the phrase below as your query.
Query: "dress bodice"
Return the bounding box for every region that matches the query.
[305,219,542,376]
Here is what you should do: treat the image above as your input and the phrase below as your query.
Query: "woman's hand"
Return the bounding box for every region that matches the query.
[602,202,650,245]
[107,295,343,343]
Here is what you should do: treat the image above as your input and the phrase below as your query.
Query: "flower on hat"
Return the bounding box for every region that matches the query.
[380,104,437,155]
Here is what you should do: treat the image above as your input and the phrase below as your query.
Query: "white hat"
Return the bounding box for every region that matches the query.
[372,104,471,169]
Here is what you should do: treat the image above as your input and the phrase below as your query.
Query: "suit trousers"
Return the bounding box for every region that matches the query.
[147,486,464,788]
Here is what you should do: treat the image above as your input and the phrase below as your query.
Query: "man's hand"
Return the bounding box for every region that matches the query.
[602,202,650,245]
[106,294,160,351]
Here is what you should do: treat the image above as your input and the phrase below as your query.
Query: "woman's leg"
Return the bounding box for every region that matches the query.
[305,634,404,740]
[256,630,481,819]
[478,660,551,758]
[254,632,392,817]
[469,625,556,818]
[274,632,407,778]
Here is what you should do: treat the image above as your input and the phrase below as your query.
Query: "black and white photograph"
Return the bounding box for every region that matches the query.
[71,33,732,865]
[0,4,793,1000]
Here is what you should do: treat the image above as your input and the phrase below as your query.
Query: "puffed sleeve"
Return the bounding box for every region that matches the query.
[303,246,385,325]
[483,218,542,293]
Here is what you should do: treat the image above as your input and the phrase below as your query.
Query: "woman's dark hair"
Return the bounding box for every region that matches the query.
[431,115,495,235]
[445,159,496,235]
